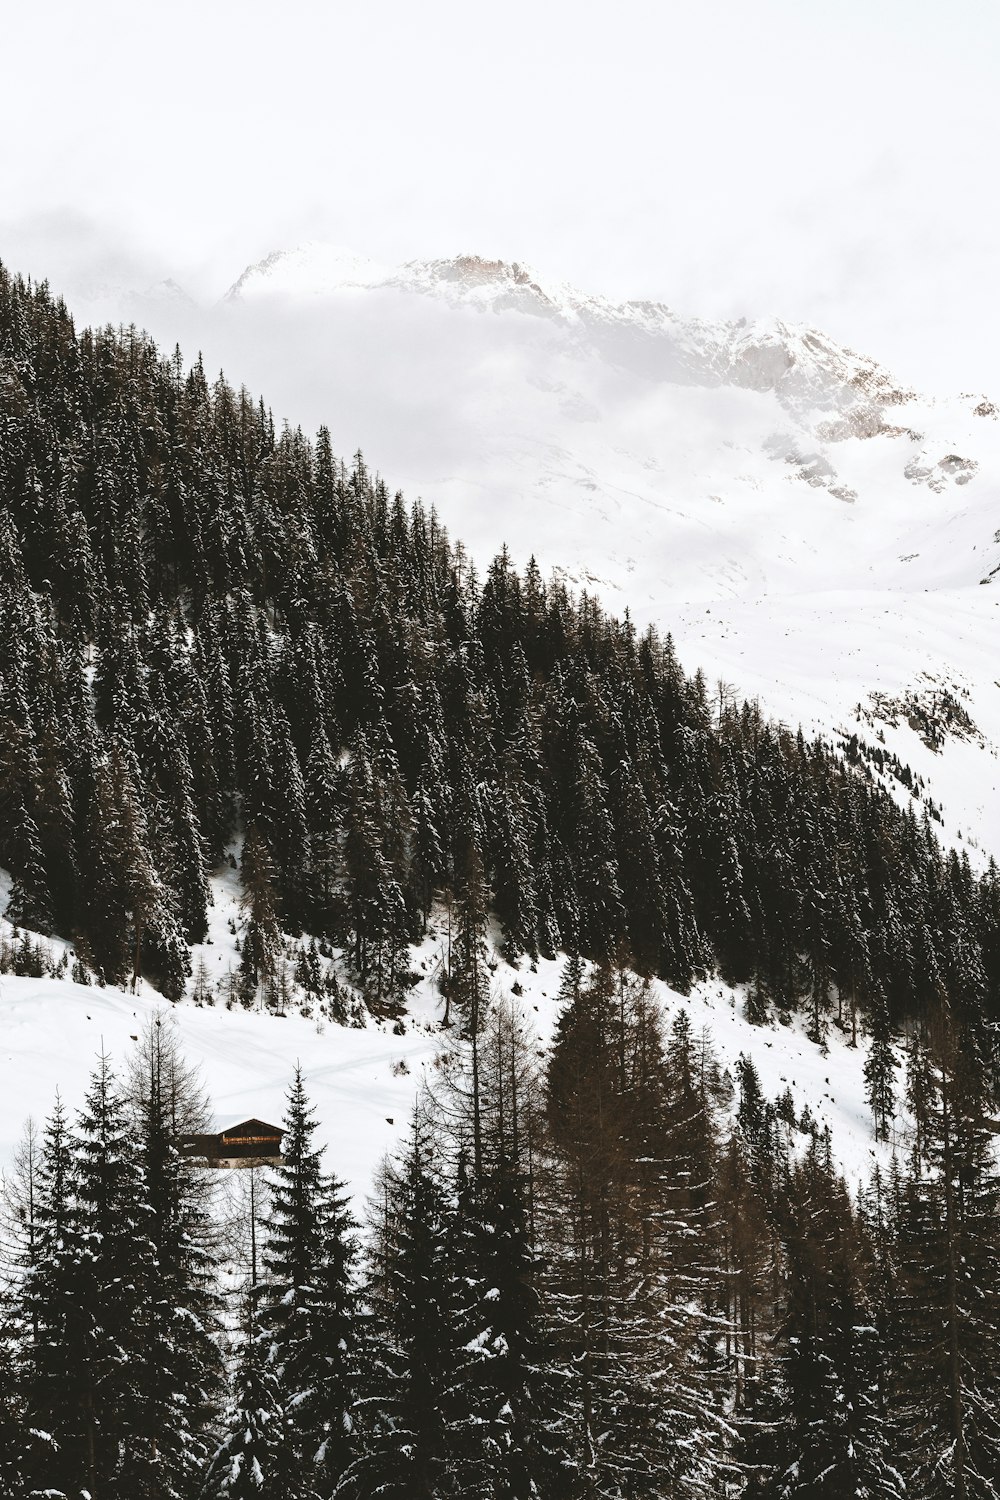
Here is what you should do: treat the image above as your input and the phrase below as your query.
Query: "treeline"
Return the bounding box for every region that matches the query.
[1,261,999,1052]
[2,956,999,1498]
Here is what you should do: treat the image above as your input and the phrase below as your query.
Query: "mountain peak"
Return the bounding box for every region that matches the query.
[222,240,912,414]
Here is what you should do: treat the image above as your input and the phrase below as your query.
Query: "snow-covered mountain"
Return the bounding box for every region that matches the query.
[0,245,974,1200]
[41,238,1000,869]
[225,242,918,420]
[207,246,1000,863]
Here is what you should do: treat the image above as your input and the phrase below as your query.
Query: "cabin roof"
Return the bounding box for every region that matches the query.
[221,1119,282,1137]
[209,1115,283,1137]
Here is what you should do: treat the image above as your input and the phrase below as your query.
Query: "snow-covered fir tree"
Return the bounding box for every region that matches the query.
[260,1067,359,1499]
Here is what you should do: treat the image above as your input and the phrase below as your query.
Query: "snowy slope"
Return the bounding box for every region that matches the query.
[72,243,1000,862]
[0,941,898,1207]
[0,852,898,1202]
[0,968,894,1203]
[2,245,983,1199]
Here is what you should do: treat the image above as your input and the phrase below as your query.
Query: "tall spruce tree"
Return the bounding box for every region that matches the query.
[202,1337,293,1500]
[261,1067,359,1499]
[128,1017,223,1498]
[756,1140,904,1500]
[19,1092,84,1496]
[352,1110,457,1499]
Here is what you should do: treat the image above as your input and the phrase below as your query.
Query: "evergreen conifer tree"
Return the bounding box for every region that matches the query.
[261,1067,359,1499]
[202,1337,294,1500]
[352,1111,456,1499]
[128,1017,223,1497]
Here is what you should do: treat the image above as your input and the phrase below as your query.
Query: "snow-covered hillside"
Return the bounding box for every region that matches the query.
[3,244,981,1203]
[0,966,894,1201]
[0,872,897,1204]
[69,244,1000,863]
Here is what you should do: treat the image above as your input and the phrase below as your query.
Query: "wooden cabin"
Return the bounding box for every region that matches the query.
[181,1115,284,1169]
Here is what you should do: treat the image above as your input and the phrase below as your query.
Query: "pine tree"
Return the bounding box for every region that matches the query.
[423,997,547,1499]
[239,824,281,1005]
[72,1052,160,1496]
[305,721,342,925]
[758,1140,904,1500]
[128,1016,223,1497]
[651,1006,733,1492]
[21,1057,161,1497]
[542,959,647,1495]
[719,1125,776,1439]
[262,1068,359,1498]
[446,1153,540,1499]
[19,1092,83,1496]
[353,1111,456,1499]
[865,994,898,1142]
[344,736,409,1002]
[203,1337,294,1500]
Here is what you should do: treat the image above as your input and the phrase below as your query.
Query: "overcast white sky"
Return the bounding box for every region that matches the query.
[1,0,997,394]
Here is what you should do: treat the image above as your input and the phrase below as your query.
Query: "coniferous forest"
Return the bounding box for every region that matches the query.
[1,260,1000,1496]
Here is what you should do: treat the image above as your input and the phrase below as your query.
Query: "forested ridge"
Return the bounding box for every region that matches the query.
[1,261,999,1034]
[2,260,1000,1497]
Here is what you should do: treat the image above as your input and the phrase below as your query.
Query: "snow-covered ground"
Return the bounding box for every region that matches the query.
[670,587,1000,865]
[0,963,895,1205]
[0,865,900,1205]
[0,970,430,1201]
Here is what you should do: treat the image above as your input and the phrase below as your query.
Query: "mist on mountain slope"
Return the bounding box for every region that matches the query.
[19,239,1000,863]
[50,242,999,863]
